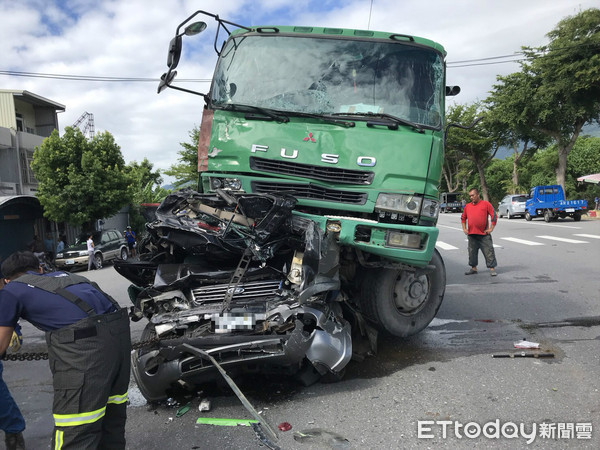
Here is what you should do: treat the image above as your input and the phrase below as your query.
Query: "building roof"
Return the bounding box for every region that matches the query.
[0,89,65,111]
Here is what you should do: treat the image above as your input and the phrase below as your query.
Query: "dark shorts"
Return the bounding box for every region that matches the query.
[467,234,497,268]
[127,242,135,250]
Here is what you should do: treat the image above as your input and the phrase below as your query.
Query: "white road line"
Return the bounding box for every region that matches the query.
[436,241,459,250]
[573,234,600,239]
[536,235,589,244]
[500,237,544,246]
[525,222,582,229]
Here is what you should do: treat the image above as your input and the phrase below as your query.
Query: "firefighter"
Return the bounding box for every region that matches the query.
[0,251,131,449]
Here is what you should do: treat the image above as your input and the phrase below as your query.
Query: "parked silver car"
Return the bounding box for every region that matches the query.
[498,194,527,219]
[55,229,128,271]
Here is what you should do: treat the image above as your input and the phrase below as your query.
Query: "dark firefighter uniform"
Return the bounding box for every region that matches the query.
[0,271,131,449]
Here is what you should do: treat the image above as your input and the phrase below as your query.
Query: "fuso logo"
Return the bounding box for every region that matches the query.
[251,144,376,167]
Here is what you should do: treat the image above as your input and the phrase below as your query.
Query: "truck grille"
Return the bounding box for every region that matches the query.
[251,181,367,204]
[190,280,280,305]
[250,157,373,185]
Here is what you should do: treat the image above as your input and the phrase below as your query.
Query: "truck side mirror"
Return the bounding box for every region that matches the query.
[446,86,461,96]
[167,36,182,68]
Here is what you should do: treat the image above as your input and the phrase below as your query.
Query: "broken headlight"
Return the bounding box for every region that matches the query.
[209,177,243,191]
[421,198,440,219]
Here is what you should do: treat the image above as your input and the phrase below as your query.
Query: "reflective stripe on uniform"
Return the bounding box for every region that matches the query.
[107,391,128,405]
[53,405,106,427]
[54,430,64,449]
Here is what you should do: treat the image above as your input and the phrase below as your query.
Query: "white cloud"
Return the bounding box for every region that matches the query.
[1,0,597,182]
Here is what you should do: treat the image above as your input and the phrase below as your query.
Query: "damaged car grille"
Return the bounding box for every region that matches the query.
[190,280,281,305]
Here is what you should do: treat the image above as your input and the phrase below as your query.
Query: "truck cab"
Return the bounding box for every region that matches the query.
[156,11,457,338]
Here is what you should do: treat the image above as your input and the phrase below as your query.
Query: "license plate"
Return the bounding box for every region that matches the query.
[565,208,574,212]
[66,259,75,265]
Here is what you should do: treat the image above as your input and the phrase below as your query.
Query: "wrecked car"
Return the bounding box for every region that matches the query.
[115,188,353,402]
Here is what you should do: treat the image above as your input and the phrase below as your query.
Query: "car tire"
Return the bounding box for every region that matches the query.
[507,211,512,220]
[120,247,128,260]
[525,211,532,221]
[359,249,446,337]
[95,253,103,269]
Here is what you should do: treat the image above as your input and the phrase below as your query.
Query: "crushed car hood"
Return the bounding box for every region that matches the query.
[114,189,353,401]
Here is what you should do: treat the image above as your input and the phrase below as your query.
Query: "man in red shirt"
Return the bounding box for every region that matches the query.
[461,188,498,276]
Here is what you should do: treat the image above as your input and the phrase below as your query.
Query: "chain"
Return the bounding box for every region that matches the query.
[2,332,182,362]
[2,352,49,361]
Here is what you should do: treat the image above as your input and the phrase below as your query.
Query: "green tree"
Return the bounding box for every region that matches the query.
[445,103,496,201]
[483,158,513,207]
[485,72,550,193]
[495,8,600,193]
[163,125,200,188]
[31,127,132,227]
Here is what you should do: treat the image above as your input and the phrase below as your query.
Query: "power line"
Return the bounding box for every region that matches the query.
[0,70,211,83]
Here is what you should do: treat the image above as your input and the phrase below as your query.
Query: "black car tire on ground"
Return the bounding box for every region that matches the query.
[95,253,103,269]
[359,249,446,337]
[120,248,129,260]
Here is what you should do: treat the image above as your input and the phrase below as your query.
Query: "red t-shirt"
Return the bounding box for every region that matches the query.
[461,200,497,235]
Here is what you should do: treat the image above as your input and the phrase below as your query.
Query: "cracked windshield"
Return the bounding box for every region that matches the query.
[212,35,444,127]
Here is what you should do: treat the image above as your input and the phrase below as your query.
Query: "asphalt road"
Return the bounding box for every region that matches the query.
[3,214,599,449]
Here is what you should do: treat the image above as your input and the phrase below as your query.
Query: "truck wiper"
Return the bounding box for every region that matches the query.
[331,112,424,133]
[221,104,354,128]
[217,103,290,123]
[285,111,355,128]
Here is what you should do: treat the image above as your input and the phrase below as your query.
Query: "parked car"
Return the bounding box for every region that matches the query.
[55,229,128,271]
[498,194,527,219]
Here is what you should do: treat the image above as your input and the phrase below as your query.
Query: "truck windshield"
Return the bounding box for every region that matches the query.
[211,34,444,129]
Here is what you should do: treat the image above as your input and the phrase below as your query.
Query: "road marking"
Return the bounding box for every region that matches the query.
[536,235,589,244]
[525,222,582,229]
[573,234,600,239]
[436,241,459,250]
[437,224,463,231]
[500,237,544,246]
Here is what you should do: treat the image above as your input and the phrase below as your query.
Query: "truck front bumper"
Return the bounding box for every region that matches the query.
[293,211,438,268]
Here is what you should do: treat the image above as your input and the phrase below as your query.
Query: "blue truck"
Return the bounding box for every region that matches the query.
[525,185,587,222]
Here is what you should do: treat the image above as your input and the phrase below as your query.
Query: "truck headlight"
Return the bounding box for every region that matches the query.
[421,198,440,219]
[209,177,243,191]
[375,193,422,215]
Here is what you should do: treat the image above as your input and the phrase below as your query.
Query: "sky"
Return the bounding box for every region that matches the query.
[1,0,597,183]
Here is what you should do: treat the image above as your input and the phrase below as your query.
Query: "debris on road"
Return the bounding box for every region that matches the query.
[195,417,259,427]
[514,339,540,349]
[492,352,555,358]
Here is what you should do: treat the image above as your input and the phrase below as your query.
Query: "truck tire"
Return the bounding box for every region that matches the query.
[359,249,446,337]
[525,211,532,221]
[544,210,552,223]
[573,211,582,222]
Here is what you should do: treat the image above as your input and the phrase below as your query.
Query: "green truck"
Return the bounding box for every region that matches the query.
[157,11,457,339]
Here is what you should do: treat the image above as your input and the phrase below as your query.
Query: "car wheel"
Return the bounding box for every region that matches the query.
[120,247,128,260]
[507,211,512,220]
[95,253,103,269]
[359,249,446,337]
[525,211,532,221]
[544,210,552,222]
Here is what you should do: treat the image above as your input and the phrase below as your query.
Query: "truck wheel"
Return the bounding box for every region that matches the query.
[544,210,552,222]
[359,249,446,337]
[525,211,532,221]
[573,211,582,222]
